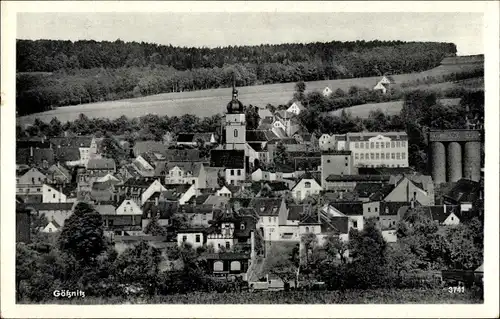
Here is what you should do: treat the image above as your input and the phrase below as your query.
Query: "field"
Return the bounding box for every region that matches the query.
[329,98,462,118]
[32,288,482,304]
[16,62,483,126]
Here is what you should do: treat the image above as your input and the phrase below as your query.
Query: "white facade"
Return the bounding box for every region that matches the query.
[135,155,155,171]
[258,215,280,241]
[42,184,68,203]
[177,232,205,249]
[382,229,397,243]
[348,133,409,168]
[322,87,333,97]
[179,184,197,205]
[216,186,232,198]
[287,102,304,116]
[42,221,60,233]
[116,199,142,215]
[319,134,335,151]
[373,81,388,94]
[141,179,167,204]
[79,137,99,165]
[442,212,460,226]
[225,168,245,186]
[291,178,323,201]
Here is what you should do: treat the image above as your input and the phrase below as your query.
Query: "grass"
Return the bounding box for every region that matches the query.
[329,98,461,118]
[16,62,483,126]
[30,288,482,304]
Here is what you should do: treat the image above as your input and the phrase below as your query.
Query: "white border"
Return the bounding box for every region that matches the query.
[2,1,499,318]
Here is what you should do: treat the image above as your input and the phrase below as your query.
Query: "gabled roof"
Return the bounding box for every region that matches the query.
[210,150,245,169]
[272,127,287,138]
[354,183,386,198]
[326,175,391,182]
[54,147,81,162]
[246,130,278,142]
[94,203,117,215]
[16,148,55,165]
[275,110,297,120]
[346,131,408,142]
[267,138,299,145]
[329,201,364,216]
[322,216,349,234]
[444,179,481,203]
[122,177,160,188]
[24,202,74,211]
[287,204,309,221]
[203,195,230,208]
[87,158,116,170]
[289,101,305,110]
[46,183,78,197]
[261,116,274,125]
[262,181,290,192]
[50,136,94,148]
[321,191,358,202]
[249,198,283,216]
[133,141,169,157]
[177,132,215,143]
[294,157,321,171]
[142,200,178,219]
[166,161,207,177]
[368,184,396,201]
[380,201,412,216]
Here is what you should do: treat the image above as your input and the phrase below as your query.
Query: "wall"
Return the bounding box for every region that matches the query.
[116,199,142,215]
[177,232,204,249]
[278,225,300,241]
[42,184,67,203]
[258,216,280,241]
[349,137,409,168]
[321,153,353,186]
[292,179,322,201]
[226,168,245,186]
[385,178,432,205]
[382,230,398,243]
[380,215,399,229]
[207,236,236,252]
[141,180,167,204]
[363,201,381,218]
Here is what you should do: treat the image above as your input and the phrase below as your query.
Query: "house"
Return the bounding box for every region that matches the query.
[256,181,290,197]
[210,150,246,186]
[177,228,207,249]
[399,204,461,226]
[41,219,62,233]
[176,132,217,146]
[378,201,411,229]
[353,183,393,202]
[133,141,169,158]
[86,158,116,177]
[16,167,48,196]
[46,163,72,184]
[16,147,55,168]
[203,252,251,277]
[90,180,116,202]
[116,199,142,215]
[293,133,319,151]
[22,202,75,228]
[96,173,121,184]
[384,175,433,206]
[163,183,197,205]
[142,200,179,229]
[322,201,364,231]
[291,173,323,201]
[321,151,355,186]
[322,87,333,97]
[287,101,305,116]
[42,183,77,203]
[16,208,31,243]
[442,179,482,213]
[274,110,301,137]
[216,186,233,198]
[252,197,287,241]
[324,174,391,192]
[117,177,166,206]
[206,212,257,255]
[373,76,395,94]
[164,161,209,190]
[278,204,310,242]
[50,136,99,165]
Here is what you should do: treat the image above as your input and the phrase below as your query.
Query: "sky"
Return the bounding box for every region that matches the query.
[16,12,484,55]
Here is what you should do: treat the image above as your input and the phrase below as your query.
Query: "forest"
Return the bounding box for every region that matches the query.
[16,39,457,116]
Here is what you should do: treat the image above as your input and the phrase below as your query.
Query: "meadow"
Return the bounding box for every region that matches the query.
[16,62,483,126]
[34,288,482,304]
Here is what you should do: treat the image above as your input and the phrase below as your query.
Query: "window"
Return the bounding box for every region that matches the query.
[396,153,401,159]
[327,159,331,163]
[386,142,390,148]
[375,207,378,212]
[195,234,201,243]
[237,170,241,176]
[109,220,114,227]
[381,153,385,159]
[360,143,364,149]
[234,129,238,137]
[273,217,277,223]
[365,152,369,159]
[31,177,35,184]
[368,207,371,212]
[48,188,51,192]
[355,153,359,160]
[391,153,395,159]
[386,152,390,159]
[182,235,187,242]
[370,142,374,148]
[376,153,380,159]
[391,142,395,148]
[178,171,181,177]
[353,220,358,228]
[203,213,207,220]
[355,142,359,148]
[402,153,406,159]
[402,141,406,147]
[360,153,364,160]
[36,188,41,192]
[53,194,56,199]
[370,153,374,160]
[304,182,311,188]
[381,142,385,148]
[231,170,235,176]
[345,162,348,166]
[240,223,245,230]
[268,217,272,223]
[305,227,309,233]
[345,157,348,161]
[396,141,401,147]
[375,142,379,148]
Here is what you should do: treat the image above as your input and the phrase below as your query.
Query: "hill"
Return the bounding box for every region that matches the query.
[16,39,458,116]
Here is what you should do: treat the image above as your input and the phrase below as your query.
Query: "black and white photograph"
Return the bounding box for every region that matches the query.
[1,1,499,318]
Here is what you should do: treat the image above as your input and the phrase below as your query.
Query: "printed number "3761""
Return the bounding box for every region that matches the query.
[448,286,465,293]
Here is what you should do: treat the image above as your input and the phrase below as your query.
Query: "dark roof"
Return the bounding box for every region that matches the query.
[177,132,214,143]
[233,215,257,238]
[270,164,295,174]
[368,184,396,201]
[380,201,411,216]
[87,158,116,170]
[322,216,349,234]
[263,181,290,192]
[246,130,277,142]
[16,148,55,165]
[294,157,321,171]
[201,252,250,260]
[261,117,274,125]
[321,191,358,202]
[249,198,283,216]
[17,140,51,149]
[133,141,169,157]
[326,175,391,182]
[165,161,207,176]
[354,183,386,198]
[163,149,201,161]
[287,205,309,221]
[229,197,253,210]
[122,177,159,188]
[46,183,78,196]
[320,150,352,156]
[443,179,481,203]
[329,201,363,216]
[267,138,299,145]
[248,143,266,152]
[210,150,245,169]
[358,167,416,176]
[142,201,178,219]
[54,147,81,162]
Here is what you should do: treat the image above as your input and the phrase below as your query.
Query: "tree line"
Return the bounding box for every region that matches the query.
[16,39,457,116]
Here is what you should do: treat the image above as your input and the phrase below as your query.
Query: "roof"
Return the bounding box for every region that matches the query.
[358,167,416,176]
[94,204,117,215]
[321,191,358,202]
[46,183,78,196]
[326,175,391,182]
[294,157,321,171]
[122,177,160,188]
[262,181,290,192]
[444,179,481,203]
[204,195,230,208]
[133,141,168,157]
[329,201,364,216]
[401,205,460,223]
[165,161,207,177]
[368,184,396,201]
[163,149,201,161]
[322,216,349,234]
[201,252,250,260]
[87,158,116,170]
[249,198,283,216]
[233,215,258,238]
[272,127,287,138]
[54,147,81,162]
[246,130,278,142]
[23,202,74,211]
[380,201,412,216]
[354,183,386,198]
[287,204,309,221]
[261,117,274,125]
[142,201,179,219]
[267,138,299,145]
[16,148,55,165]
[210,150,245,169]
[289,101,305,110]
[50,136,93,148]
[275,110,297,120]
[346,131,408,142]
[247,143,266,152]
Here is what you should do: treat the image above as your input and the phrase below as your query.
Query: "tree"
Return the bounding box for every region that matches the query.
[245,105,261,130]
[58,202,106,264]
[293,81,306,102]
[144,214,167,236]
[114,241,162,296]
[323,234,349,264]
[266,246,298,289]
[170,213,190,230]
[274,142,289,166]
[301,232,318,265]
[16,243,39,299]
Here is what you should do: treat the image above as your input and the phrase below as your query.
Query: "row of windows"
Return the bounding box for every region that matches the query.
[355,152,406,160]
[17,188,41,192]
[230,169,242,176]
[354,141,406,149]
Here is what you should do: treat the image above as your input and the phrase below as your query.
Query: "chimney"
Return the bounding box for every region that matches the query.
[410,200,415,209]
[443,204,446,214]
[30,146,34,157]
[155,196,159,206]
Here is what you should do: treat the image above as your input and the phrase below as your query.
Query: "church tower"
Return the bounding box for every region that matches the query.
[224,78,246,151]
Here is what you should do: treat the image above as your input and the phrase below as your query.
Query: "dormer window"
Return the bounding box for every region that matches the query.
[240,223,245,230]
[304,182,311,188]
